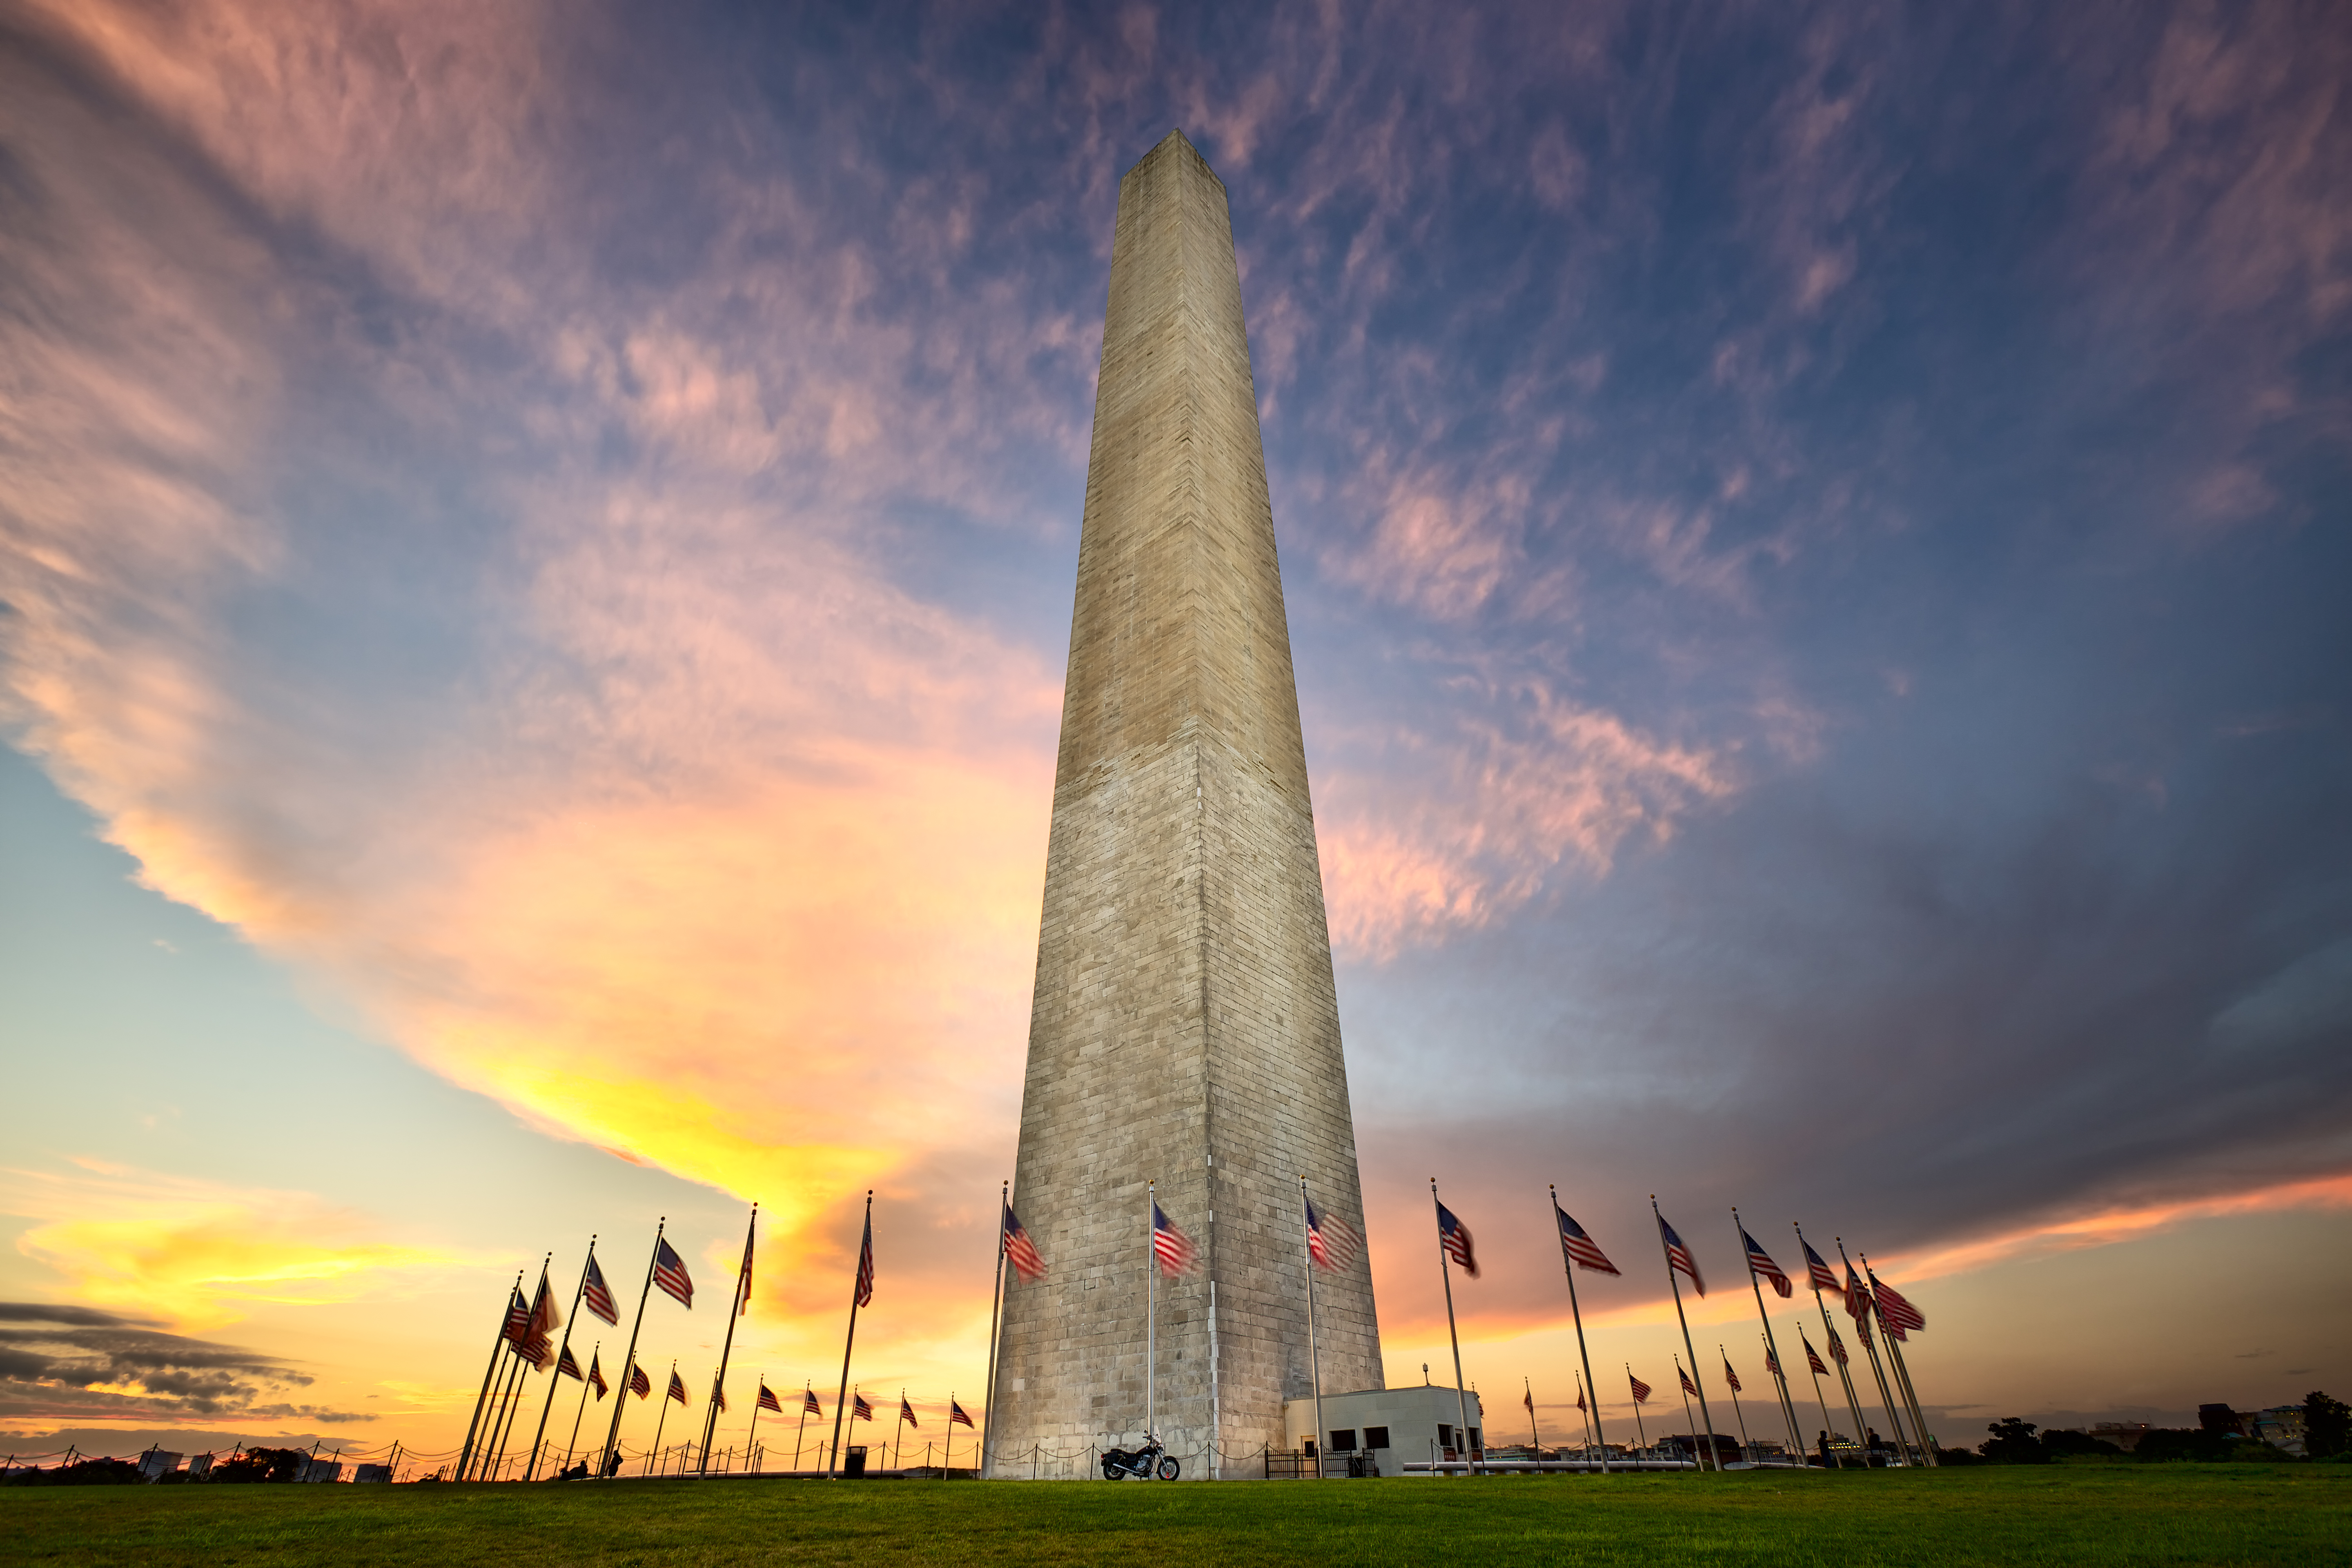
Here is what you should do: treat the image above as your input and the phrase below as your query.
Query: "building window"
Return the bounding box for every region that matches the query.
[1438,1423,1453,1448]
[1363,1426,1390,1450]
[1327,1430,1357,1452]
[1468,1428,1481,1454]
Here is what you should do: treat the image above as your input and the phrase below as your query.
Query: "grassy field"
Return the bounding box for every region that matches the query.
[4,1466,2346,1567]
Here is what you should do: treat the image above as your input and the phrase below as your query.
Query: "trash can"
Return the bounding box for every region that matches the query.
[843,1446,868,1477]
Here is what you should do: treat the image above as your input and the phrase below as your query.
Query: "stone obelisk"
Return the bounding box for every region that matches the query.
[988,130,1381,1477]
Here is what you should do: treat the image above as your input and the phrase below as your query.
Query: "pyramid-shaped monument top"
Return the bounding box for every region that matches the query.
[986,131,1381,1475]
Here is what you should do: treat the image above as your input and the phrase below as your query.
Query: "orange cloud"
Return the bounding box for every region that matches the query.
[3,1160,468,1330]
[1874,1170,2352,1286]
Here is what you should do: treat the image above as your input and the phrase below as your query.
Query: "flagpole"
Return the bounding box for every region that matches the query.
[477,1341,524,1480]
[1795,1323,1833,1464]
[746,1372,763,1473]
[980,1180,1008,1479]
[1650,1198,1718,1472]
[1626,1365,1648,1453]
[599,1218,666,1480]
[1548,1186,1610,1474]
[1861,1252,1937,1465]
[1146,1179,1157,1443]
[1795,1321,1837,1466]
[526,1238,594,1481]
[795,1387,812,1472]
[1835,1238,1916,1465]
[1430,1180,1476,1476]
[1523,1376,1541,1453]
[1572,1369,1593,1459]
[1731,1209,1806,1461]
[1299,1176,1325,1480]
[700,1204,757,1473]
[562,1341,599,1475]
[1719,1345,1751,1458]
[1794,1224,1869,1452]
[647,1360,676,1477]
[1673,1355,1701,1470]
[827,1191,872,1479]
[486,1258,544,1481]
[457,1271,522,1481]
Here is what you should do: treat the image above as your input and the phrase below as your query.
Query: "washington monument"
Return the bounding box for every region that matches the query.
[987,130,1382,1474]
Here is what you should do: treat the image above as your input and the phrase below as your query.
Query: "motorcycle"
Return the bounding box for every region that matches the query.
[1101,1434,1180,1481]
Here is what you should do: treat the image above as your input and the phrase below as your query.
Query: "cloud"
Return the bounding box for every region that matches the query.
[0,1300,366,1425]
[1,1161,466,1330]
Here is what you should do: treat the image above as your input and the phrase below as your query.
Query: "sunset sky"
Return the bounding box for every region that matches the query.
[3,0,2348,1465]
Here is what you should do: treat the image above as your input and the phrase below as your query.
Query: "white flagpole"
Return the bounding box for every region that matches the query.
[599,1220,667,1479]
[748,1373,764,1472]
[1549,1186,1610,1474]
[526,1240,592,1481]
[561,1340,599,1474]
[1731,1208,1806,1460]
[1673,1355,1701,1468]
[826,1192,873,1478]
[980,1180,1009,1478]
[1300,1176,1325,1479]
[1650,1198,1718,1471]
[1146,1179,1156,1443]
[1836,1237,1916,1464]
[1430,1179,1476,1475]
[1860,1250,1937,1466]
[699,1205,757,1473]
[1795,1223,1869,1466]
[1719,1344,1751,1456]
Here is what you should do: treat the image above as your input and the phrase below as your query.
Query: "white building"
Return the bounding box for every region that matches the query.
[1282,1385,1486,1477]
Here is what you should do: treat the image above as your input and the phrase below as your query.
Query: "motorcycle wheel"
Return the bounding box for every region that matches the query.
[1102,1459,1122,1481]
[1157,1456,1181,1481]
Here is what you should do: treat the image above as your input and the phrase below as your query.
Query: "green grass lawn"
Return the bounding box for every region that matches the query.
[4,1466,2345,1567]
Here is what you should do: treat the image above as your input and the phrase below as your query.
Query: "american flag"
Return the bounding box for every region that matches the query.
[1870,1270,1926,1334]
[734,1227,755,1318]
[853,1392,874,1422]
[502,1286,532,1343]
[758,1383,783,1415]
[653,1238,694,1308]
[1765,1345,1782,1378]
[1827,1326,1849,1367]
[950,1400,975,1429]
[1801,1238,1842,1294]
[1152,1201,1196,1276]
[629,1361,653,1399]
[1802,1336,1829,1376]
[581,1253,619,1325]
[589,1352,608,1400]
[1437,1202,1479,1278]
[803,1387,824,1417]
[557,1346,583,1382]
[1305,1194,1360,1273]
[713,1382,726,1415]
[666,1368,688,1405]
[854,1212,875,1307]
[520,1275,561,1369]
[1575,1382,1587,1412]
[1523,1386,1535,1414]
[1553,1202,1620,1274]
[1679,1365,1700,1397]
[898,1395,917,1427]
[1628,1371,1653,1404]
[1656,1211,1705,1296]
[1722,1357,1742,1393]
[1002,1203,1046,1282]
[1742,1229,1793,1298]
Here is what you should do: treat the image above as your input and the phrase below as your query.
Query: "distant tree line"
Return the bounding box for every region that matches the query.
[1942,1392,2350,1465]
